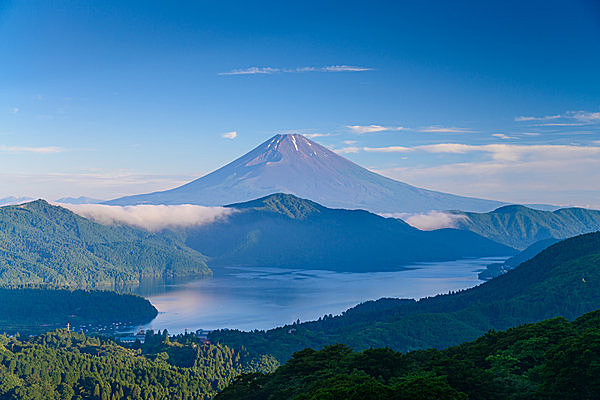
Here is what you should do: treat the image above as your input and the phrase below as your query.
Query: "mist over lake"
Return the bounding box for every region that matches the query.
[139,257,506,333]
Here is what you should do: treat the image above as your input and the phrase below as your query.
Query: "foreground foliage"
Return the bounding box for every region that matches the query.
[217,310,600,400]
[0,330,278,400]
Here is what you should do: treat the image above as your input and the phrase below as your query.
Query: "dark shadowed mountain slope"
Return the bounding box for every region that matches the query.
[452,205,600,250]
[181,193,515,272]
[478,237,560,280]
[0,200,209,288]
[106,134,503,213]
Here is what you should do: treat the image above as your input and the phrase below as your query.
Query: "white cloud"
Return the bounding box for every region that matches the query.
[415,143,600,162]
[516,110,600,124]
[492,133,516,140]
[363,146,412,153]
[515,115,561,122]
[334,146,361,154]
[220,65,372,76]
[304,133,331,139]
[219,67,280,75]
[222,131,237,139]
[0,145,64,153]
[536,123,585,127]
[568,110,600,122]
[9,107,19,114]
[320,65,373,72]
[60,203,235,232]
[334,142,600,162]
[418,126,472,133]
[382,211,470,231]
[347,125,405,134]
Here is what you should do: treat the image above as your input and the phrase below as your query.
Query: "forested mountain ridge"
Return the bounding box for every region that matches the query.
[216,310,600,400]
[183,193,515,272]
[210,231,600,361]
[0,200,210,288]
[452,204,600,249]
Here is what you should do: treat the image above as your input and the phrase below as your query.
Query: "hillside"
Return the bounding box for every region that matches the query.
[217,310,600,400]
[210,231,600,360]
[0,200,210,288]
[478,238,559,280]
[182,193,515,272]
[452,205,600,249]
[0,330,278,400]
[106,134,503,213]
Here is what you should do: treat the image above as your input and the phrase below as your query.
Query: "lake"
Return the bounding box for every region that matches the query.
[138,257,505,334]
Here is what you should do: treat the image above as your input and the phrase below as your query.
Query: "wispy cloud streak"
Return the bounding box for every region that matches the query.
[0,146,64,153]
[347,125,405,134]
[516,110,600,123]
[219,65,373,75]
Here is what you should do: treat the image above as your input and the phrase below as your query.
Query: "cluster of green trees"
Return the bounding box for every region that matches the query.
[217,309,600,400]
[0,200,210,289]
[0,289,157,335]
[210,231,600,361]
[0,329,278,400]
[137,331,279,373]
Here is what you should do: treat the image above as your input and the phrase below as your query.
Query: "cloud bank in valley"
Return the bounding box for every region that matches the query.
[59,203,234,232]
[384,211,470,231]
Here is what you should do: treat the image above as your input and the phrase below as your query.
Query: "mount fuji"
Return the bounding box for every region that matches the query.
[106,134,504,213]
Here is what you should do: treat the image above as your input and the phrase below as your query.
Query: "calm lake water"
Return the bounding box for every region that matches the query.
[137,257,505,334]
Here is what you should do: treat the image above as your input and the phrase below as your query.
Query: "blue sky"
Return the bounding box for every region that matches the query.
[1,0,599,207]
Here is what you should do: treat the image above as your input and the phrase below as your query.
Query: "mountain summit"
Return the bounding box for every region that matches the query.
[106,134,503,213]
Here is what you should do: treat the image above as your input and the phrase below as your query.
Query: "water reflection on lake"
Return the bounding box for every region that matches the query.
[137,257,505,334]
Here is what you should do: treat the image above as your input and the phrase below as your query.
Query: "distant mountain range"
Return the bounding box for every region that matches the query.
[0,200,209,288]
[106,134,505,213]
[211,231,600,360]
[0,196,35,206]
[181,193,515,272]
[56,196,104,204]
[451,205,600,250]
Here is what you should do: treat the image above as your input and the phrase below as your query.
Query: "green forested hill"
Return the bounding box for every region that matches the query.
[183,194,515,272]
[210,231,600,361]
[0,200,210,288]
[216,310,600,400]
[0,329,278,400]
[452,205,600,249]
